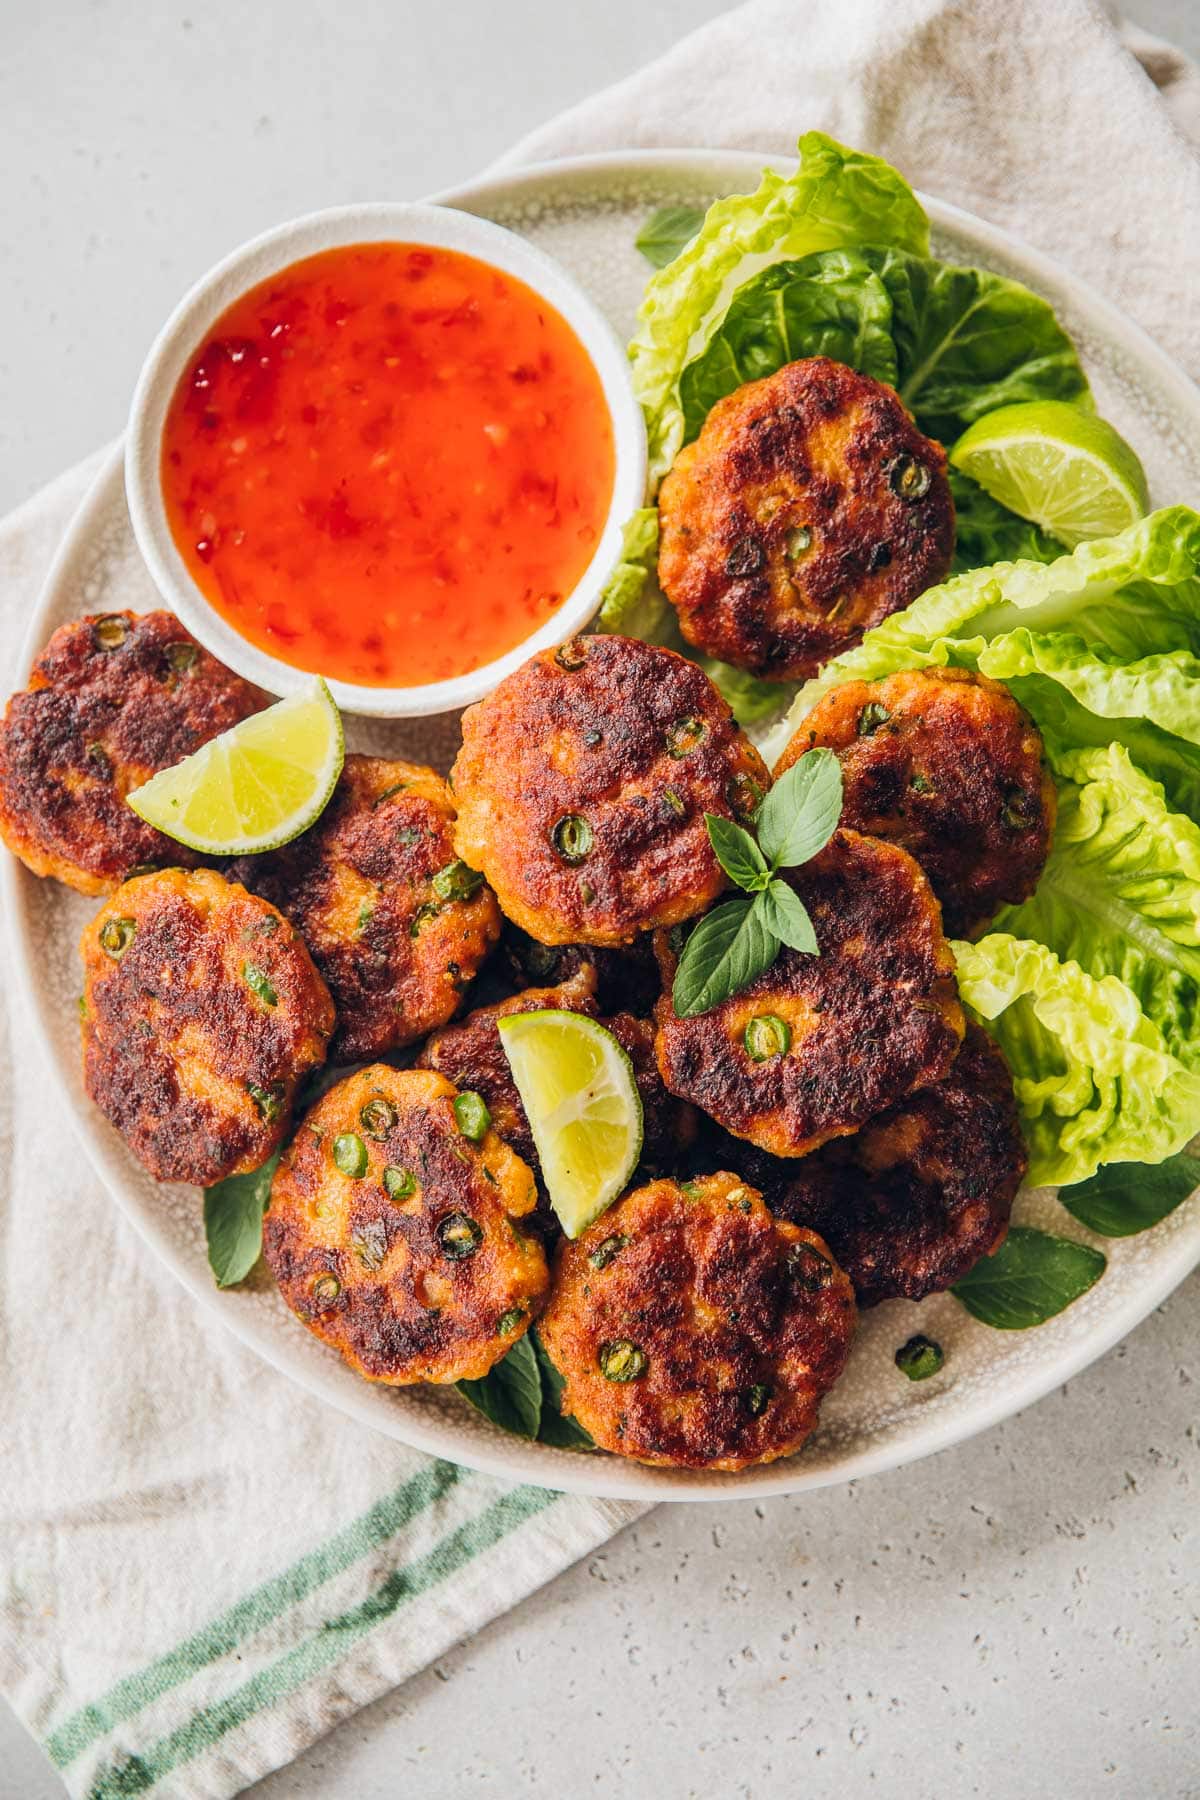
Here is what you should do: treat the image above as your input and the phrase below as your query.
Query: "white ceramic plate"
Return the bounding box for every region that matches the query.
[8,150,1200,1503]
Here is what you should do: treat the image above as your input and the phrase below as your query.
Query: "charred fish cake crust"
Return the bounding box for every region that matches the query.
[773,1025,1026,1305]
[263,1067,549,1385]
[538,1172,856,1469]
[778,666,1056,935]
[229,754,500,1062]
[0,610,268,894]
[450,634,769,947]
[498,922,662,1016]
[657,357,955,681]
[654,829,964,1158]
[418,970,696,1190]
[80,868,334,1185]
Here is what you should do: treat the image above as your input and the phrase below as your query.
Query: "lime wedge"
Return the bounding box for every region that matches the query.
[950,400,1149,548]
[498,1010,643,1238]
[127,679,344,855]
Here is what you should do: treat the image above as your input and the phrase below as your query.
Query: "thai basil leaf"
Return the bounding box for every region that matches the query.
[705,813,770,891]
[672,893,780,1017]
[636,205,706,270]
[679,249,898,441]
[204,1149,282,1288]
[457,1333,543,1439]
[1059,1150,1200,1238]
[756,747,842,869]
[951,1226,1106,1328]
[758,878,818,954]
[532,1332,594,1449]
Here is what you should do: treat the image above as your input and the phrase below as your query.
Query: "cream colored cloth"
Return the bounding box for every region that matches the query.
[2,3,1198,1797]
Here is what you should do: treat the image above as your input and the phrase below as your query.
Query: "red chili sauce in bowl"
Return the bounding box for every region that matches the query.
[160,243,616,689]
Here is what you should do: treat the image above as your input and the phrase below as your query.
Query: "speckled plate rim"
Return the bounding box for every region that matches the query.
[6,147,1200,1503]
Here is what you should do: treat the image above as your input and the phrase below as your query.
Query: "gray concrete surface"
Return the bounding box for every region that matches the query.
[2,3,1198,1797]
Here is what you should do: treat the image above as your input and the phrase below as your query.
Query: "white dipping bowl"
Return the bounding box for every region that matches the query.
[125,202,647,718]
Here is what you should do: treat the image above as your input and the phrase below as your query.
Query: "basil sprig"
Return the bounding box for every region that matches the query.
[951,1226,1106,1329]
[635,204,705,269]
[1058,1150,1200,1238]
[204,1149,282,1288]
[457,1331,594,1449]
[672,749,842,1018]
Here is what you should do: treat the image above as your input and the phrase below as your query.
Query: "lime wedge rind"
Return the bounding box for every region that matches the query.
[951,400,1150,549]
[498,1009,644,1239]
[127,678,344,856]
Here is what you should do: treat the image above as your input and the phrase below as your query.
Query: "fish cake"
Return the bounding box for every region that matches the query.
[657,357,955,681]
[538,1172,856,1469]
[263,1067,549,1385]
[773,1025,1025,1305]
[654,829,964,1158]
[229,755,501,1062]
[80,868,334,1185]
[418,973,695,1196]
[0,610,268,894]
[450,634,769,947]
[777,666,1056,935]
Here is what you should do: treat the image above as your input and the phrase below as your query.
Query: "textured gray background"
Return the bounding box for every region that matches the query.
[2,3,1198,1796]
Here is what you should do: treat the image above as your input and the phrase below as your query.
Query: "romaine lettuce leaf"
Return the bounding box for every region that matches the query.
[949,468,1064,573]
[630,132,930,485]
[975,628,1200,746]
[678,249,898,442]
[953,933,1200,1187]
[1006,677,1200,825]
[595,507,668,642]
[675,242,1089,453]
[873,249,1091,443]
[773,506,1200,762]
[993,744,1200,1069]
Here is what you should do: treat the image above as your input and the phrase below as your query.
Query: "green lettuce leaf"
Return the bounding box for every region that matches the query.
[630,132,929,485]
[949,468,1064,573]
[952,933,1200,1187]
[993,744,1200,1069]
[676,243,1089,452]
[874,249,1090,443]
[974,628,1200,748]
[772,506,1200,770]
[678,249,898,442]
[1005,679,1200,826]
[595,508,671,642]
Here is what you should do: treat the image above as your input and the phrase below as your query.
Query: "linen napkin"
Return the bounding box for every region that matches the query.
[2,4,1198,1797]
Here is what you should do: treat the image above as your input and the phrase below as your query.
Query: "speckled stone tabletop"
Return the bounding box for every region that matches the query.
[3,4,1198,1796]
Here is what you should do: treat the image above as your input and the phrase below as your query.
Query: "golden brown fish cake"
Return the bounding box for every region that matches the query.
[80,868,334,1185]
[654,829,964,1158]
[657,358,955,681]
[418,974,696,1207]
[777,667,1056,936]
[0,610,268,894]
[538,1172,856,1469]
[229,755,501,1062]
[773,1025,1025,1305]
[263,1067,549,1385]
[450,634,769,948]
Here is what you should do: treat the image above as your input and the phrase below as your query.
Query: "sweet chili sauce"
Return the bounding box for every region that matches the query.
[161,242,616,688]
